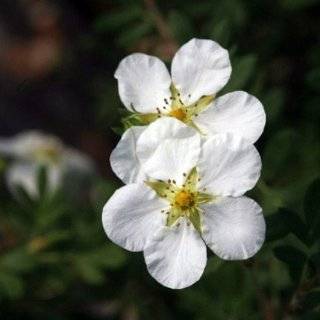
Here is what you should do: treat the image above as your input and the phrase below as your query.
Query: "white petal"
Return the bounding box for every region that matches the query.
[171,38,231,105]
[102,183,167,252]
[6,162,61,198]
[144,218,207,289]
[110,126,147,184]
[136,118,201,185]
[62,148,95,174]
[194,91,266,144]
[115,53,171,113]
[0,131,62,160]
[202,196,265,260]
[198,134,261,196]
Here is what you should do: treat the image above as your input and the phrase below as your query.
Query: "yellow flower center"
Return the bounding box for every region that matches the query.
[169,108,187,121]
[174,190,194,209]
[123,85,214,132]
[145,168,215,233]
[33,146,60,164]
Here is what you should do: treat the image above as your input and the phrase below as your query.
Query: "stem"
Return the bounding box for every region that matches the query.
[283,263,317,319]
[243,260,275,320]
[143,0,178,56]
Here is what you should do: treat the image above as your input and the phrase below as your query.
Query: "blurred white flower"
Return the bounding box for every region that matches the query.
[115,38,266,144]
[103,118,265,289]
[0,131,94,198]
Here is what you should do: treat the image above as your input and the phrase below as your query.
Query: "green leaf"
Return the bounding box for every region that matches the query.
[265,210,291,242]
[273,245,307,281]
[0,273,24,299]
[97,245,127,269]
[266,208,309,244]
[304,178,320,228]
[222,54,256,92]
[262,88,285,124]
[303,290,320,310]
[262,129,298,182]
[15,184,35,207]
[168,10,194,42]
[94,6,142,32]
[117,21,152,47]
[204,257,224,275]
[0,248,36,273]
[280,0,319,10]
[209,19,231,46]
[37,165,48,199]
[75,258,105,285]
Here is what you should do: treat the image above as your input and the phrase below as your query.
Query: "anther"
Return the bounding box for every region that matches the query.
[177,223,180,227]
[188,94,191,98]
[183,173,186,177]
[187,222,190,226]
[166,211,170,215]
[164,98,169,104]
[168,179,171,183]
[179,99,183,105]
[161,210,165,213]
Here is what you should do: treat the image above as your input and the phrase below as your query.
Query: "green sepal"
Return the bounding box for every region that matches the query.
[145,180,178,201]
[184,167,199,192]
[121,111,159,129]
[196,192,215,204]
[166,206,182,227]
[188,207,202,233]
[187,95,215,117]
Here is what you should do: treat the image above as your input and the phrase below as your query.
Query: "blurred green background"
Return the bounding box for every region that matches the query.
[0,0,320,319]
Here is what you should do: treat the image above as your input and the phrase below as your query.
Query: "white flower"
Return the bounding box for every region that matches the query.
[103,118,265,289]
[0,131,94,198]
[115,38,266,144]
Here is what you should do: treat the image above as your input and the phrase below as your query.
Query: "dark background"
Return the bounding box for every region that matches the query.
[0,0,319,319]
